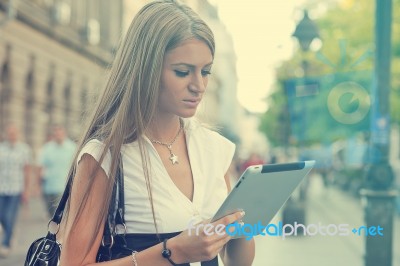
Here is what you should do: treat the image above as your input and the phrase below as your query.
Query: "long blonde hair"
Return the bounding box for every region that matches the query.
[64,0,215,255]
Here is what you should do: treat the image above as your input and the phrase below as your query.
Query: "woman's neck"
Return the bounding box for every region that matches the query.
[146,115,183,143]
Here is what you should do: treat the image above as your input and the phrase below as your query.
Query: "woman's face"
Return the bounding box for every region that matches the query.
[158,38,213,118]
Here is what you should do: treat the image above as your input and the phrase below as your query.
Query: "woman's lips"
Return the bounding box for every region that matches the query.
[183,98,201,108]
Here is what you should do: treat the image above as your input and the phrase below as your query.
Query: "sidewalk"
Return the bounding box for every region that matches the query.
[252,174,400,266]
[0,196,49,266]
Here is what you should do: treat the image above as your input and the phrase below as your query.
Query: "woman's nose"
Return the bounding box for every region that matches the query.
[188,75,206,94]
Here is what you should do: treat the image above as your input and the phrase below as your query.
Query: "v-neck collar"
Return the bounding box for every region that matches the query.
[143,118,203,208]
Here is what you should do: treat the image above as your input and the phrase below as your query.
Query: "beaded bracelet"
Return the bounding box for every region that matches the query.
[162,239,178,266]
[131,250,138,266]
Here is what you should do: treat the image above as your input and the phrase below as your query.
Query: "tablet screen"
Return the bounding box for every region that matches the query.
[211,160,315,235]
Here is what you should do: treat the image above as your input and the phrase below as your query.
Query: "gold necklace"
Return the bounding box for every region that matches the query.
[150,120,183,165]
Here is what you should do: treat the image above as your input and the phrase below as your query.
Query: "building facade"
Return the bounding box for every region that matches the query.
[0,0,123,157]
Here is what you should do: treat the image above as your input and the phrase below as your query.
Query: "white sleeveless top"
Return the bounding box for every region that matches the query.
[77,119,235,235]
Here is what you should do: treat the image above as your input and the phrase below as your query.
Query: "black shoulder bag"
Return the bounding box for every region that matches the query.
[24,157,129,266]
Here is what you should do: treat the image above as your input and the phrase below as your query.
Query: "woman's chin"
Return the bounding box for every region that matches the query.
[179,112,196,119]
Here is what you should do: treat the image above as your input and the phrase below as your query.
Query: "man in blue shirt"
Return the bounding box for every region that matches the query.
[39,125,76,217]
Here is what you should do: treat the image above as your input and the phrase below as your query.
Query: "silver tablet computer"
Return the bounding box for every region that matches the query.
[211,161,315,234]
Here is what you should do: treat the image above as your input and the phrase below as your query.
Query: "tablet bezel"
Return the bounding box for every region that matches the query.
[211,160,315,234]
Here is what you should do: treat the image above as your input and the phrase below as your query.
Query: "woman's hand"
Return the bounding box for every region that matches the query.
[168,211,245,264]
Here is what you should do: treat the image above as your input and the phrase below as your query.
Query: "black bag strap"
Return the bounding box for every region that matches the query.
[102,157,125,248]
[115,157,125,225]
[51,176,72,225]
[49,153,125,232]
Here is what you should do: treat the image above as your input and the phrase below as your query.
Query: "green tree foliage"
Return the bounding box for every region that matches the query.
[260,0,400,147]
[259,80,291,147]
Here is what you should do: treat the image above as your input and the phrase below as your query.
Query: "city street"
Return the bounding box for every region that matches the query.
[1,174,399,266]
[0,191,50,265]
[1,1,400,266]
[252,174,400,266]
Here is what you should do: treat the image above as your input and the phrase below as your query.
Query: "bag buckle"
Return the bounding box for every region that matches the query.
[114,223,127,235]
[101,234,114,248]
[47,220,60,235]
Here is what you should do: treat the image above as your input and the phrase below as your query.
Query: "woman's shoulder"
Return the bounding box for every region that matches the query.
[186,118,235,149]
[84,138,104,146]
[79,139,106,156]
[78,139,112,176]
[187,118,231,139]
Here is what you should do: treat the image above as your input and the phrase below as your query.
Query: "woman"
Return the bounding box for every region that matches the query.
[59,1,255,265]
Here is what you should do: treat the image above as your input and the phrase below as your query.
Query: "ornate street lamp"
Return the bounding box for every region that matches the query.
[290,9,321,146]
[292,10,320,77]
[292,10,320,52]
[281,9,321,230]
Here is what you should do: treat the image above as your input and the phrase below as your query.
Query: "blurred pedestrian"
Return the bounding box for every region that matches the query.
[38,125,76,217]
[240,152,265,173]
[0,123,32,258]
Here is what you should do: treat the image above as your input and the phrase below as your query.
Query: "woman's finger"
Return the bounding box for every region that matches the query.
[214,210,245,226]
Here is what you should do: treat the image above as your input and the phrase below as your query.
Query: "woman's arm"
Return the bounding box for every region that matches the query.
[60,155,243,266]
[59,154,109,265]
[220,172,256,266]
[221,237,255,266]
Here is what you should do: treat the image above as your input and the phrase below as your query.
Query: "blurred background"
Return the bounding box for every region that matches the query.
[0,0,399,265]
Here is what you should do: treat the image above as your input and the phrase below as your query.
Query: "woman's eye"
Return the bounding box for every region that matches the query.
[201,70,211,77]
[174,70,189,77]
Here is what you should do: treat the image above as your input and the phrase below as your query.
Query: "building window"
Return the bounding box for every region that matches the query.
[80,79,88,119]
[0,45,12,134]
[70,0,86,29]
[45,65,55,136]
[84,0,100,45]
[24,55,36,146]
[99,0,123,51]
[31,0,54,9]
[52,0,71,25]
[63,76,72,129]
